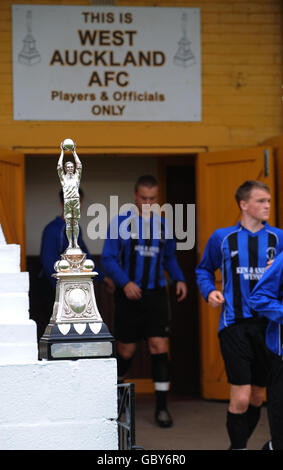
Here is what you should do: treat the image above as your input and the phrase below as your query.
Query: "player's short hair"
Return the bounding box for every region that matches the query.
[134,175,158,193]
[235,180,270,207]
[59,188,84,204]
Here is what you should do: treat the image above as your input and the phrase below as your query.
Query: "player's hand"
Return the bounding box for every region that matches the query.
[123,281,142,300]
[104,277,116,294]
[266,260,274,270]
[208,290,225,308]
[176,281,187,302]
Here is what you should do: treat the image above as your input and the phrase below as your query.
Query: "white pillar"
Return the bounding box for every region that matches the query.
[0,243,38,363]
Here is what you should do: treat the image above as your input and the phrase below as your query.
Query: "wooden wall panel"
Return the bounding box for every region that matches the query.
[0,0,282,153]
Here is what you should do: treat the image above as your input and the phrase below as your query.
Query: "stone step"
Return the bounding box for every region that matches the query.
[0,321,37,343]
[0,245,20,273]
[0,342,38,364]
[0,272,29,293]
[0,292,29,321]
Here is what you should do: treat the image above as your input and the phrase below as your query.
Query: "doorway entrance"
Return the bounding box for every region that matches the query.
[25,152,200,396]
[121,154,200,396]
[164,157,199,396]
[24,144,276,399]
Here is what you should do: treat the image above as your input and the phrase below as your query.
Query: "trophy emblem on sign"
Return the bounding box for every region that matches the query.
[174,12,196,68]
[18,10,41,66]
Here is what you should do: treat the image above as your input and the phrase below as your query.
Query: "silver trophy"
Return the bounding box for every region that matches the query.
[39,139,114,360]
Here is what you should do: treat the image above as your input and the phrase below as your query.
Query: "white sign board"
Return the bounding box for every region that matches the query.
[12,5,201,122]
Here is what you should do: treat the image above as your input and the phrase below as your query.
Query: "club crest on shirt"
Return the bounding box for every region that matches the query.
[134,245,160,257]
[266,246,276,261]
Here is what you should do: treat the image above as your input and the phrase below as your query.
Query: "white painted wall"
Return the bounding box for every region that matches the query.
[0,358,118,450]
[25,154,158,256]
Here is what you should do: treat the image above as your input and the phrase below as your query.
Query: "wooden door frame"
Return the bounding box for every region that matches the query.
[0,148,26,269]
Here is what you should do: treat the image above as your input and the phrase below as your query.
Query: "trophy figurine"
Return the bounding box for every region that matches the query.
[39,139,114,361]
[58,138,82,252]
[57,139,87,271]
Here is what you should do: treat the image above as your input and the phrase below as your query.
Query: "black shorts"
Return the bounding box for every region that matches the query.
[218,317,270,387]
[113,287,171,343]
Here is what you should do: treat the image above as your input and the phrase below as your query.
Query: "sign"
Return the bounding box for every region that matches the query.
[12,5,201,121]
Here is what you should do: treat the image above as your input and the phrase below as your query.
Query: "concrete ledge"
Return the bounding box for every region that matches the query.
[0,245,20,273]
[0,321,37,343]
[0,272,29,293]
[0,358,118,450]
[0,419,117,450]
[0,292,29,320]
[0,343,38,364]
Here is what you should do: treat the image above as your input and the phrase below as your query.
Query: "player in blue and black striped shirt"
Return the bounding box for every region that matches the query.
[196,180,283,449]
[101,175,187,428]
[250,250,283,450]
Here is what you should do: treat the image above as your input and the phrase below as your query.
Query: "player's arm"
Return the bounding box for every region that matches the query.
[250,253,283,324]
[195,231,223,307]
[163,238,187,302]
[101,217,131,289]
[101,236,141,299]
[176,281,187,302]
[101,218,142,300]
[266,230,283,269]
[207,290,225,308]
[123,281,142,300]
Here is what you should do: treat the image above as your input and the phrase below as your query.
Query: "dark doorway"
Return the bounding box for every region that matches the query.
[165,159,200,396]
[27,154,200,397]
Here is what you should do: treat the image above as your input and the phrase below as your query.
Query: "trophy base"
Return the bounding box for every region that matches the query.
[41,248,114,361]
[18,53,41,65]
[64,247,83,256]
[173,55,196,67]
[39,321,115,360]
[61,248,86,270]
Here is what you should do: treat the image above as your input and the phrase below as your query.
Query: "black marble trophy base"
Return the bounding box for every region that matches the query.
[39,322,115,361]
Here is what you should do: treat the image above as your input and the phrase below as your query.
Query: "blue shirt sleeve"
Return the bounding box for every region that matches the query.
[195,230,223,301]
[101,218,131,288]
[276,228,283,254]
[249,252,283,324]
